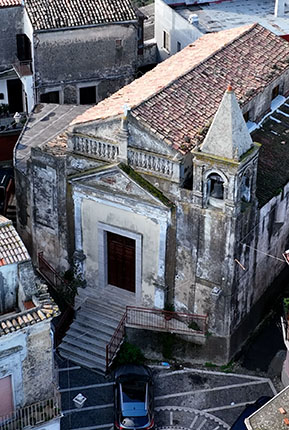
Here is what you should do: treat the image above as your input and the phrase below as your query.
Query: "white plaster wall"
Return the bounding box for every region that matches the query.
[22,10,35,112]
[0,331,27,410]
[0,79,8,105]
[155,0,203,61]
[81,198,165,306]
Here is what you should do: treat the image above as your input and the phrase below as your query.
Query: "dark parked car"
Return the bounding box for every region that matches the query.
[114,365,154,430]
[230,396,272,429]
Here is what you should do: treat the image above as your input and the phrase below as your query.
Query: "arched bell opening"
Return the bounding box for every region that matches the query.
[206,173,225,208]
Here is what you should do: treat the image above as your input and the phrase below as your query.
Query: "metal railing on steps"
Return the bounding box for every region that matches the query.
[106,306,208,371]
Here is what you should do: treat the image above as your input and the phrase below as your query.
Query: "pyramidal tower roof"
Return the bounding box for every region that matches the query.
[201,85,253,160]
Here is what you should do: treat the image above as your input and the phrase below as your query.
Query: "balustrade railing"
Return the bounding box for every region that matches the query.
[106,306,207,370]
[72,136,119,161]
[126,306,207,335]
[0,394,61,430]
[106,311,127,370]
[128,149,174,178]
[38,252,66,292]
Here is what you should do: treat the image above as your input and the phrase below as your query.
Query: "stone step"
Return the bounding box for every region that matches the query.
[82,299,126,315]
[77,285,136,307]
[67,326,110,346]
[59,342,105,367]
[61,334,106,359]
[76,310,119,331]
[82,302,124,320]
[58,344,106,371]
[69,321,112,343]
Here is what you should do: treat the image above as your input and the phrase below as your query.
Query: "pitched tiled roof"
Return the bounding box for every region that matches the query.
[0,216,30,265]
[72,24,252,126]
[0,284,59,336]
[25,0,137,31]
[0,0,21,7]
[73,24,289,154]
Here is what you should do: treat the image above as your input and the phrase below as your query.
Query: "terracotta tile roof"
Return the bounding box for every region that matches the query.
[0,284,59,336]
[25,0,137,31]
[72,24,252,126]
[0,216,30,265]
[0,0,21,7]
[72,24,289,154]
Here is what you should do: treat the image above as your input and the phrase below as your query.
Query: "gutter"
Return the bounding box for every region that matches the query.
[34,19,138,34]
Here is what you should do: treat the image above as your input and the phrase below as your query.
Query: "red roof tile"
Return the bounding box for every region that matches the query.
[0,0,21,7]
[72,23,289,153]
[0,216,29,265]
[25,0,137,31]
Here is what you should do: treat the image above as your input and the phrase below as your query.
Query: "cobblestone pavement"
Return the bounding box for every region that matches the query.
[57,357,277,430]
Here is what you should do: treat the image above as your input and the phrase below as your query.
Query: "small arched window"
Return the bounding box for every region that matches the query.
[206,173,224,208]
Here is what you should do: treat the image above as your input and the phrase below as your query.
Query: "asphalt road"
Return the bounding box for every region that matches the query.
[56,356,277,430]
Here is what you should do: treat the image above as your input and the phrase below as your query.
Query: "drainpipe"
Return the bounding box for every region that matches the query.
[275,0,285,17]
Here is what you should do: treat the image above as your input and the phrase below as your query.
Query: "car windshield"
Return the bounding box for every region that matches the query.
[121,381,147,403]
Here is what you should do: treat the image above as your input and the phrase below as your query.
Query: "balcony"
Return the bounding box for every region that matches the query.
[0,393,61,430]
[12,60,33,78]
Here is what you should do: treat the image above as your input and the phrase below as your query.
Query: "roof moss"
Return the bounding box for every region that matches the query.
[119,163,174,208]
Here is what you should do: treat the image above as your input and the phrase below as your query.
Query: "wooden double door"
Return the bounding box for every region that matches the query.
[107,232,136,293]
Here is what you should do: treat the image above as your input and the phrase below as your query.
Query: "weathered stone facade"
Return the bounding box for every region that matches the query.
[15,25,289,363]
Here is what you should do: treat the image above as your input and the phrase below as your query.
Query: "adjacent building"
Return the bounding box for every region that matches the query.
[14,23,289,364]
[155,0,289,60]
[0,215,60,429]
[0,0,143,113]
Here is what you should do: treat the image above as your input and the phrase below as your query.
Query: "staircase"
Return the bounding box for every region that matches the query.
[58,285,136,372]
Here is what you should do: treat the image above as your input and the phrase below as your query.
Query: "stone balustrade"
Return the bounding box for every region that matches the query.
[128,149,174,178]
[72,135,119,161]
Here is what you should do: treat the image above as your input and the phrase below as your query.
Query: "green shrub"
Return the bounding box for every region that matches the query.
[161,332,176,360]
[188,320,201,331]
[114,341,145,367]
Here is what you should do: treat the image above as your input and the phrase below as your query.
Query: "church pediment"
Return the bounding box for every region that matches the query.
[70,164,173,208]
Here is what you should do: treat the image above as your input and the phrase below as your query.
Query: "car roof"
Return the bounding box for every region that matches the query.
[115,365,152,382]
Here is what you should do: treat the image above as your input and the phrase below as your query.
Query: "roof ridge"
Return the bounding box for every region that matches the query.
[132,23,260,112]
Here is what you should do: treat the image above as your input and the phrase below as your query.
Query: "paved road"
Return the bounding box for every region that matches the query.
[56,356,277,430]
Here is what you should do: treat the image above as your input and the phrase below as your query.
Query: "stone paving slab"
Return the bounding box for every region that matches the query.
[58,361,277,430]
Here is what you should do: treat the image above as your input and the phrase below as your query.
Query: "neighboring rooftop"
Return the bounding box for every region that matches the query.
[139,3,155,40]
[72,23,289,153]
[0,215,30,266]
[25,0,137,31]
[176,0,289,36]
[253,96,289,207]
[0,283,59,336]
[0,0,21,7]
[245,385,289,430]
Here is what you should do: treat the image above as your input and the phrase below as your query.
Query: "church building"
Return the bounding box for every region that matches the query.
[15,23,289,365]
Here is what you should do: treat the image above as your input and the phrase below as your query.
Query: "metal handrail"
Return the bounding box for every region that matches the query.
[0,393,61,430]
[106,306,208,370]
[106,311,127,371]
[126,306,208,335]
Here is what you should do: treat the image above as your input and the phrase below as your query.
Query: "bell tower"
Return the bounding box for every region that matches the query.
[190,85,260,351]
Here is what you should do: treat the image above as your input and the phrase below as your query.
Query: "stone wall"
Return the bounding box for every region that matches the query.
[34,23,138,104]
[0,6,23,72]
[22,321,54,404]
